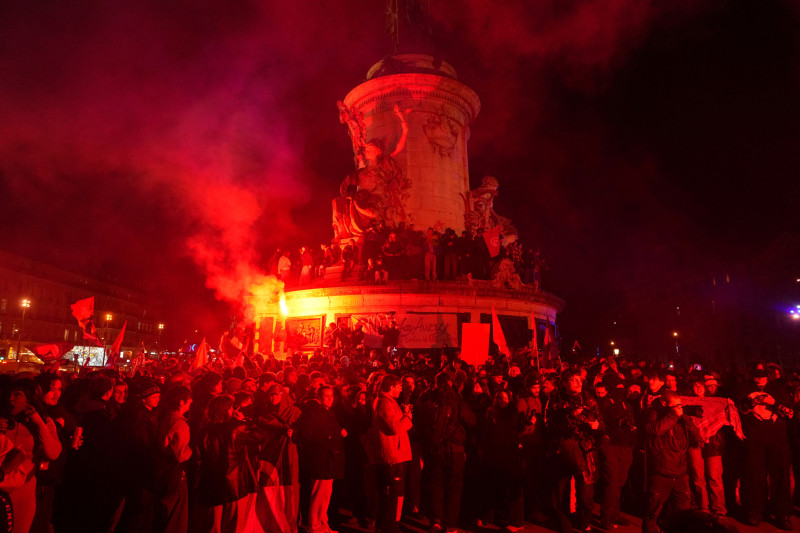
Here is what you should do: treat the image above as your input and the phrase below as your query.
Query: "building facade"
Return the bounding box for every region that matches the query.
[0,250,165,362]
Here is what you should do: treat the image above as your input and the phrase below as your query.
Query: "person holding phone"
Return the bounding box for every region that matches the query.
[0,378,62,533]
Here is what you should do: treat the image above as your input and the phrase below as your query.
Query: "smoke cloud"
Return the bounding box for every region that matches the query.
[2,0,795,346]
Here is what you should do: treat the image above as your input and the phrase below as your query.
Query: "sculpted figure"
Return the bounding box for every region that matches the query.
[491,258,523,291]
[333,105,410,241]
[461,175,518,244]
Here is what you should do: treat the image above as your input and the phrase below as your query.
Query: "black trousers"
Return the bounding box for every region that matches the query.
[600,444,633,524]
[551,469,594,533]
[743,435,792,518]
[521,443,546,518]
[405,441,423,514]
[427,444,466,529]
[376,462,406,533]
[643,473,690,533]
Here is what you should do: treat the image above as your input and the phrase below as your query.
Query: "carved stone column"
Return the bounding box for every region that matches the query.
[342,54,480,233]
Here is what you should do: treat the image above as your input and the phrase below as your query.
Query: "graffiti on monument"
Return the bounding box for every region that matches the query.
[423,107,458,158]
[285,316,323,349]
[351,313,458,348]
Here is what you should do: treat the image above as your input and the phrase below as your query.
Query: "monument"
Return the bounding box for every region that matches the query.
[254,6,564,360]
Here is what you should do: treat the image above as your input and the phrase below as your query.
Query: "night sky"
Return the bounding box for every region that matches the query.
[1,1,798,347]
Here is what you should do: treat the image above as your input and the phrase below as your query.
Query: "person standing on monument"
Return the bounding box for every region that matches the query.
[424,228,438,281]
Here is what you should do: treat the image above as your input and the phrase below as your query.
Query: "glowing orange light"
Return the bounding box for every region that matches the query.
[279,294,288,317]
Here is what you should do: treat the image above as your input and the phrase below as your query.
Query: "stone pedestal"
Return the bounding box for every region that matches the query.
[343,55,480,233]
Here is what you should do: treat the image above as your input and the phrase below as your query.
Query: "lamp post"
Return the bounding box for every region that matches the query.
[103,314,112,366]
[673,331,679,358]
[157,323,165,358]
[16,299,30,360]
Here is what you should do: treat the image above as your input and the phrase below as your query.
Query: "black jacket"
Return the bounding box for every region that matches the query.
[643,404,701,477]
[197,419,259,506]
[417,384,476,455]
[296,400,345,480]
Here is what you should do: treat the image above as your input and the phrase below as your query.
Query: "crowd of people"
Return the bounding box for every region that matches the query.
[267,222,546,288]
[0,343,798,533]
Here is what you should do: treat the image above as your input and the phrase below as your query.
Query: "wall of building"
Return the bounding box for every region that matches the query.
[0,251,164,359]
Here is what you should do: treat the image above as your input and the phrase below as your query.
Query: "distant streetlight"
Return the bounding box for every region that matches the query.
[673,331,679,357]
[103,314,112,364]
[16,299,30,360]
[613,348,620,356]
[157,323,165,349]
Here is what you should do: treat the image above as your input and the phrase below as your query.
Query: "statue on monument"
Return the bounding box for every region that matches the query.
[332,104,411,242]
[385,0,433,53]
[462,175,519,243]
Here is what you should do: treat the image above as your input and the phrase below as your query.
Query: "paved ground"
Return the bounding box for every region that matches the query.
[332,507,800,532]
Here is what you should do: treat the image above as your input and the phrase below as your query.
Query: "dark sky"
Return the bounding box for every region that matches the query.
[1,0,798,346]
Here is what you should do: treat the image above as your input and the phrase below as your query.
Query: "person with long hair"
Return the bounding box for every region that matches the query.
[0,378,61,533]
[196,395,258,533]
[479,389,524,532]
[296,385,345,533]
[30,373,72,533]
[253,382,301,533]
[154,386,192,533]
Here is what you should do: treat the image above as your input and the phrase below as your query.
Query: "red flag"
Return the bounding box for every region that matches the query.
[482,226,502,258]
[31,343,74,363]
[491,307,511,357]
[193,338,209,369]
[70,297,102,346]
[106,321,127,368]
[543,323,553,362]
[129,342,146,376]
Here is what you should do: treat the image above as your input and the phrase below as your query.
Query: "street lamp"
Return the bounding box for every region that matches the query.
[16,299,30,360]
[673,331,679,358]
[103,314,112,364]
[157,323,165,354]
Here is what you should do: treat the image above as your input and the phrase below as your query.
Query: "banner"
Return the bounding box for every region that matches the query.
[461,323,490,366]
[680,396,744,442]
[70,297,102,346]
[351,313,458,349]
